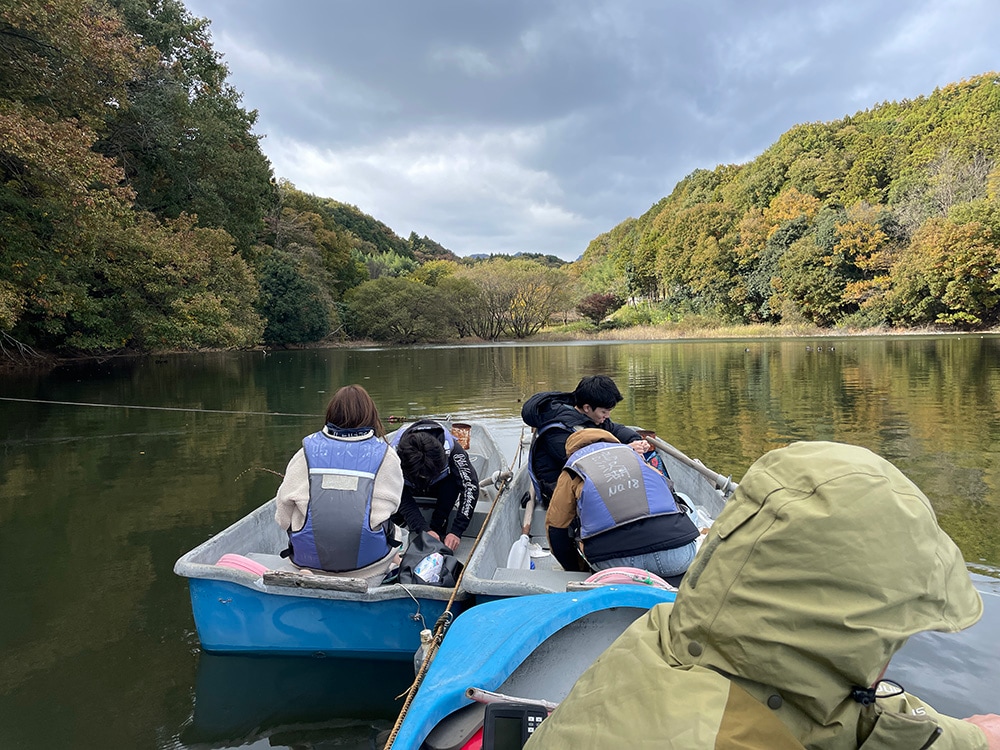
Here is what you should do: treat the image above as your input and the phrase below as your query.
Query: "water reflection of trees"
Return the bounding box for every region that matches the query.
[1,338,997,720]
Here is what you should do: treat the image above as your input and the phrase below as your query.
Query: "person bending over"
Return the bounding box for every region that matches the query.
[546,428,699,585]
[393,419,479,551]
[527,441,1000,749]
[521,375,650,506]
[273,384,402,583]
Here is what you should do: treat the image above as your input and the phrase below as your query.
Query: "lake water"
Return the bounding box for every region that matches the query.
[1,337,998,748]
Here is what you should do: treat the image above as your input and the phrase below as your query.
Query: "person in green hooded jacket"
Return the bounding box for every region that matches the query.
[526,441,1000,749]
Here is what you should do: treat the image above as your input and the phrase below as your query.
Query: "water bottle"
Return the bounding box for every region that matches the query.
[413,628,434,674]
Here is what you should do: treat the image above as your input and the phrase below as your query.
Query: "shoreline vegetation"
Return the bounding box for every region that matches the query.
[5,1,1000,365]
[4,322,996,375]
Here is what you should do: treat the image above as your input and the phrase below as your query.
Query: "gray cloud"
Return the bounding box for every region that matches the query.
[185,0,1000,259]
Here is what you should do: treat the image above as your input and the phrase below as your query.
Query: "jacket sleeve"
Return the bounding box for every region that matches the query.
[370,447,404,529]
[447,445,479,538]
[274,448,309,532]
[546,470,580,530]
[603,419,641,445]
[546,472,588,572]
[884,693,990,750]
[396,486,430,532]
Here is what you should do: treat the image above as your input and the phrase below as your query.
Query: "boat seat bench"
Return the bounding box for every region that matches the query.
[491,567,590,591]
[246,552,300,572]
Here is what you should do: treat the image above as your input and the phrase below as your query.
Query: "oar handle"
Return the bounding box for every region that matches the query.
[466,687,559,711]
[479,470,513,488]
[645,435,736,495]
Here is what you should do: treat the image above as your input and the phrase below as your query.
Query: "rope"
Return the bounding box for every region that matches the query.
[384,458,517,749]
[0,396,318,418]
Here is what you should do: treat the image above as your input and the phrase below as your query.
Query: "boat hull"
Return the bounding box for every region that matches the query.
[189,577,462,659]
[175,420,507,660]
[391,586,677,748]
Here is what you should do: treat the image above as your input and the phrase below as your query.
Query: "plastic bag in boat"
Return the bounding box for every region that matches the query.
[398,531,463,586]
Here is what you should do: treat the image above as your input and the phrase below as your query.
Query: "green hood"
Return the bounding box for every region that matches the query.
[666,441,983,741]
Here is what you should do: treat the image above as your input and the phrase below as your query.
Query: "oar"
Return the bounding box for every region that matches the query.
[645,435,736,496]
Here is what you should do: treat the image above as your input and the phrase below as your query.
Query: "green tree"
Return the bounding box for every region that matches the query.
[357,250,418,279]
[458,259,566,339]
[80,213,263,350]
[257,251,331,344]
[99,0,276,259]
[408,231,458,263]
[272,183,369,292]
[776,234,848,326]
[1,0,143,345]
[410,259,460,286]
[507,263,572,338]
[437,274,481,338]
[886,218,1000,328]
[343,277,448,343]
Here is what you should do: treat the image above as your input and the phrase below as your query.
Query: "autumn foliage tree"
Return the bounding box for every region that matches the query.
[459,259,569,339]
[577,293,622,324]
[0,0,269,351]
[1,0,144,346]
[578,73,1000,331]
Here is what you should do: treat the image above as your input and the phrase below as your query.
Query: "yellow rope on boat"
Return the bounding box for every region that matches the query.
[383,430,526,749]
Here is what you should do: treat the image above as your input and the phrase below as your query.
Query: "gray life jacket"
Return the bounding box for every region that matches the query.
[287,430,393,571]
[569,442,683,539]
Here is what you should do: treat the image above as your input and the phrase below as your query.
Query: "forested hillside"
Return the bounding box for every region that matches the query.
[4,0,999,362]
[1,0,577,357]
[578,75,1000,330]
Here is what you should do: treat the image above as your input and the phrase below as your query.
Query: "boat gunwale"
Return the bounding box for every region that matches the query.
[174,420,510,605]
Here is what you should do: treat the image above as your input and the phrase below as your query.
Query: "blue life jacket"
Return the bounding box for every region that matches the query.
[568,442,682,539]
[390,420,455,487]
[288,430,393,572]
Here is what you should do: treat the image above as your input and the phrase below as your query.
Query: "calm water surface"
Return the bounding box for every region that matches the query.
[1,337,998,748]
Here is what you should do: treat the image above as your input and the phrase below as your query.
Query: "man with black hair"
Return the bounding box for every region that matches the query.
[521,375,650,507]
[392,420,479,551]
[545,428,700,584]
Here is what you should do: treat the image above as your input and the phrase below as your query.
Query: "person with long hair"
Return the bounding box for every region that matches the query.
[273,385,403,582]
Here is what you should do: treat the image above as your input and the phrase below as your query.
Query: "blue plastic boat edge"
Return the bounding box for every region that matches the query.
[391,585,677,748]
[189,578,460,659]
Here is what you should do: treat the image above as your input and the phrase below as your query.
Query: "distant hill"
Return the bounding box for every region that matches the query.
[577,72,1000,330]
[466,251,567,267]
[320,199,414,258]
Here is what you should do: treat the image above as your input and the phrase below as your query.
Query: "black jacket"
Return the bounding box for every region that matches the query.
[394,421,480,538]
[520,390,641,503]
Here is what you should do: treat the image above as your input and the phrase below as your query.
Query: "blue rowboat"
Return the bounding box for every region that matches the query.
[174,420,509,660]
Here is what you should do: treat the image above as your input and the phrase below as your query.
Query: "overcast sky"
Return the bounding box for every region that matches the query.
[183,0,1000,261]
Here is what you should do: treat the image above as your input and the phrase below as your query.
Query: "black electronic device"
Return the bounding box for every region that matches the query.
[481,701,548,749]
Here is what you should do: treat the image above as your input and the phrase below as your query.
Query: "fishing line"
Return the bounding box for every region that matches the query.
[0,396,318,418]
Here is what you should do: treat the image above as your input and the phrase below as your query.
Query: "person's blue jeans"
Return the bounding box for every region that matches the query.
[592,539,698,578]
